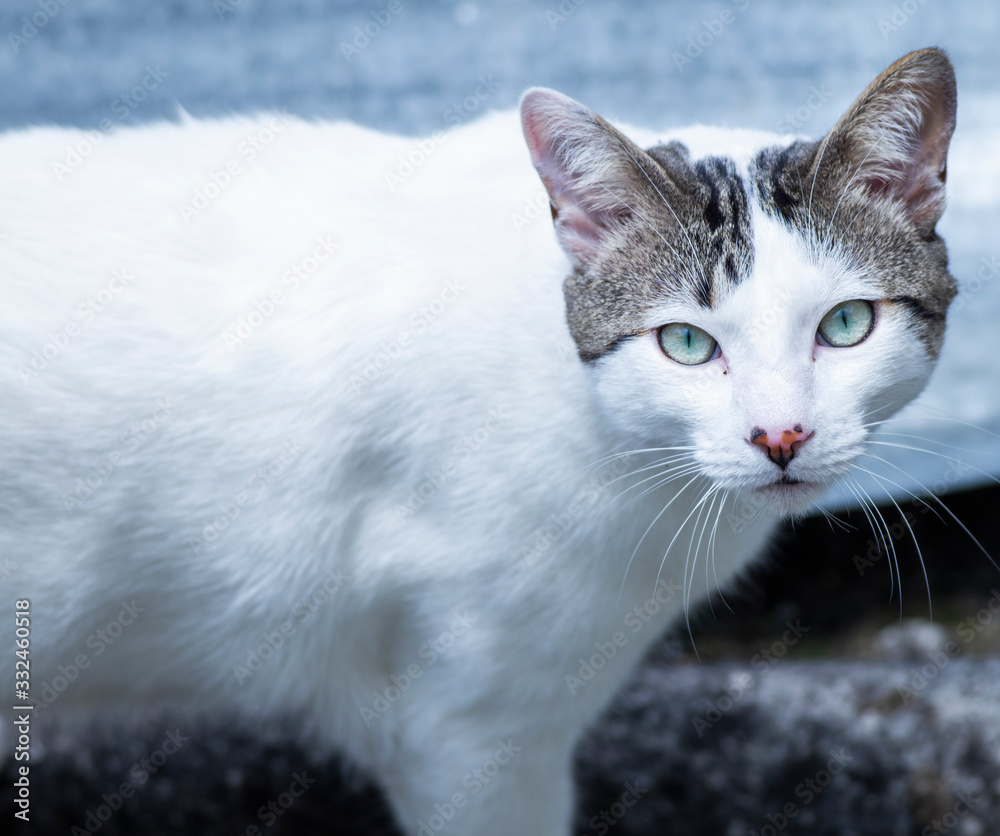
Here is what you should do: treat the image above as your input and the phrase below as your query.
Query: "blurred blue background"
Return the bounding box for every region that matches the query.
[1,0,997,136]
[1,0,998,504]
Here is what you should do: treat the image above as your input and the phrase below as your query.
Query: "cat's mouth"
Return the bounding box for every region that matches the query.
[751,477,827,514]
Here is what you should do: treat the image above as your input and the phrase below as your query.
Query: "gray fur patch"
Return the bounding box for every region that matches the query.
[564,142,754,362]
[750,142,956,358]
[563,49,957,363]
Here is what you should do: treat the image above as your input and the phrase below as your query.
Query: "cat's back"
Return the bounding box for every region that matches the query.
[0,108,605,713]
[0,109,580,567]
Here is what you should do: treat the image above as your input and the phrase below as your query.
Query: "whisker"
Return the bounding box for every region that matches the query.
[708,492,735,613]
[597,182,696,284]
[790,151,819,249]
[845,477,898,609]
[864,405,1000,441]
[691,489,719,618]
[616,473,705,607]
[855,456,946,523]
[850,476,903,617]
[855,468,934,620]
[597,462,703,519]
[867,439,998,487]
[806,131,834,239]
[816,507,855,534]
[824,127,889,246]
[857,456,1000,574]
[603,453,698,487]
[609,140,712,291]
[575,445,696,478]
[656,483,720,659]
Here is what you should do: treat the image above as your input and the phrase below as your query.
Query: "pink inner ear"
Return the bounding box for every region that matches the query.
[836,51,956,233]
[862,134,946,229]
[554,203,607,264]
[520,100,550,171]
[521,88,633,266]
[863,158,912,198]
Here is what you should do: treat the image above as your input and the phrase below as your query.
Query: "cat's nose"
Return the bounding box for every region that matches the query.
[749,425,813,470]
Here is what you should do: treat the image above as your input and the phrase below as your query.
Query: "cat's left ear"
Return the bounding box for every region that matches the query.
[520,88,671,268]
[821,47,956,234]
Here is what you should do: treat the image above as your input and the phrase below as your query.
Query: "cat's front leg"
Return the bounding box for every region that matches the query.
[378,717,577,836]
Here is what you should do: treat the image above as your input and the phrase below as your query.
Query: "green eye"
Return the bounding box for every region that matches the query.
[657,323,719,365]
[817,300,875,347]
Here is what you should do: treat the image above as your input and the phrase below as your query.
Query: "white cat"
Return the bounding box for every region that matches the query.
[2,48,955,834]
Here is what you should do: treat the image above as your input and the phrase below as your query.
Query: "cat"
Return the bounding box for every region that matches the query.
[1,47,956,835]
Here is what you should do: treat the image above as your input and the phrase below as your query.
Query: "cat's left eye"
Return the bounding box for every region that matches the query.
[817,300,875,348]
[657,323,719,365]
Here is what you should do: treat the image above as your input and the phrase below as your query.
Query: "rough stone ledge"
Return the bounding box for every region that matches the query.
[5,658,998,835]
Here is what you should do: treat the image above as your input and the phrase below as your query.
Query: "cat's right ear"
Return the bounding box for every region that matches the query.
[520,88,664,269]
[818,48,957,235]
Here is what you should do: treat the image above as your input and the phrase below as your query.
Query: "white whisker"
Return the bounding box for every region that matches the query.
[857,456,1000,574]
[616,473,705,608]
[848,476,902,616]
[597,462,703,519]
[610,139,712,291]
[854,467,933,619]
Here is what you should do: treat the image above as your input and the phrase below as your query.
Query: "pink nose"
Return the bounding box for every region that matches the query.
[749,424,813,469]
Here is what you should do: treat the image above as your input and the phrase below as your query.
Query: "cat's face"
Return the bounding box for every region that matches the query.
[522,48,957,515]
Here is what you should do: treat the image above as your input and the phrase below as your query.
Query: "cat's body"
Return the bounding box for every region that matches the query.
[2,50,956,834]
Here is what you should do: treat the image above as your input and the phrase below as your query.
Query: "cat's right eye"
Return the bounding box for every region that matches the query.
[657,323,719,366]
[817,300,875,348]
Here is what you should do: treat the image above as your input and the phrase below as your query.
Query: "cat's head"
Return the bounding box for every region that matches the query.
[521,48,957,515]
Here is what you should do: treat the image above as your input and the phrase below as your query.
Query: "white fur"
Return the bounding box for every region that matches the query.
[0,105,934,834]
